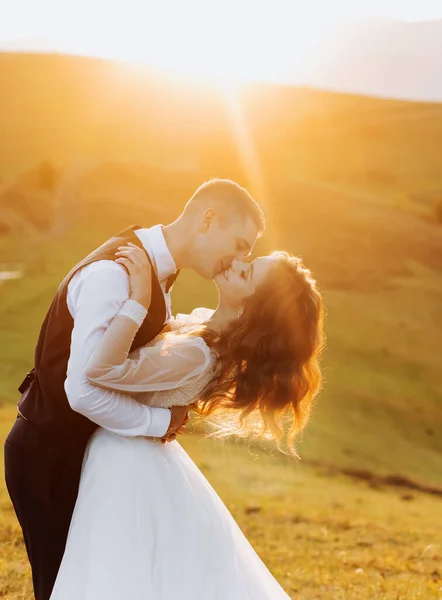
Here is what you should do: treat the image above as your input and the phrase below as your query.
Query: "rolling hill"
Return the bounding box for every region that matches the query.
[308,18,442,101]
[0,52,441,489]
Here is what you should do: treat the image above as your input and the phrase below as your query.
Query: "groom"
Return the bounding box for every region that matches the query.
[4,178,265,600]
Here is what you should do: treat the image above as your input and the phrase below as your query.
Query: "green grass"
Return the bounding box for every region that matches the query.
[1,228,441,598]
[1,225,441,488]
[1,57,442,596]
[1,406,441,600]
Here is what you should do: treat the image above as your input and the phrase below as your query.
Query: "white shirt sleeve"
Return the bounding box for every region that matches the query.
[64,260,172,437]
[84,299,212,392]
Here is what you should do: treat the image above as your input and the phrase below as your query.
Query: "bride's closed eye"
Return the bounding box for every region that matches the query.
[241,264,254,281]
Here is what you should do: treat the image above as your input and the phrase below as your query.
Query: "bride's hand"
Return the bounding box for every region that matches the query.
[115,242,152,309]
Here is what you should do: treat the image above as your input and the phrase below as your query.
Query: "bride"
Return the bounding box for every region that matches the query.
[50,242,325,599]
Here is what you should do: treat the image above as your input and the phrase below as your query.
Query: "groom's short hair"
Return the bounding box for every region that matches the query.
[185,179,265,234]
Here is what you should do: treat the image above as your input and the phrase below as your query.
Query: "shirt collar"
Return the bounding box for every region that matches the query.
[135,225,177,282]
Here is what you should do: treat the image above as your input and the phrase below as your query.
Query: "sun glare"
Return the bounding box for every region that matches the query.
[101,29,314,86]
[3,0,442,87]
[39,2,328,87]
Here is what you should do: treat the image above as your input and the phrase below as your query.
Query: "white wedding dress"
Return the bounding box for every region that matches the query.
[50,305,291,599]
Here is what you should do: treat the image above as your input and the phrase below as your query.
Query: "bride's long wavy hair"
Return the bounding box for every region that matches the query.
[191,251,325,457]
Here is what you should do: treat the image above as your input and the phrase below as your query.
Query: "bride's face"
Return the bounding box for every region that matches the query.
[214,256,277,309]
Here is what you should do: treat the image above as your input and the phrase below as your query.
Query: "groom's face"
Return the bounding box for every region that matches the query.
[195,211,259,279]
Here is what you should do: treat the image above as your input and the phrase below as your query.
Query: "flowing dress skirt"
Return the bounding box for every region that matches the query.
[50,428,291,599]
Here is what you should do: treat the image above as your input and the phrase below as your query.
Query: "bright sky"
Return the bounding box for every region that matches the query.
[2,0,442,83]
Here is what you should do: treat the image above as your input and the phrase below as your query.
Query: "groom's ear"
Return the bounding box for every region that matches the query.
[199,208,217,233]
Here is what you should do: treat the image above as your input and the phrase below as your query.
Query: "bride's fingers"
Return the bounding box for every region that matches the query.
[116,247,138,257]
[115,256,131,267]
[115,250,135,259]
[115,250,143,267]
[116,248,149,268]
[127,242,147,255]
[117,245,140,256]
[115,257,134,274]
[119,243,147,260]
[127,244,151,266]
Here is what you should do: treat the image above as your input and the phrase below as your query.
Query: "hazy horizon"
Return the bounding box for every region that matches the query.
[2,0,442,87]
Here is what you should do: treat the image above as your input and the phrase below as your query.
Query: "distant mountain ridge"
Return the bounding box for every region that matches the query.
[307,18,442,101]
[2,18,442,101]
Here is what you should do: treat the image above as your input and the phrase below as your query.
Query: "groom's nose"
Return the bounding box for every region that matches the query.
[221,257,234,272]
[234,247,248,260]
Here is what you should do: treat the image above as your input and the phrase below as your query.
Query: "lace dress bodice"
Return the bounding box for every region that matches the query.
[131,339,217,409]
[130,309,218,443]
[86,306,218,418]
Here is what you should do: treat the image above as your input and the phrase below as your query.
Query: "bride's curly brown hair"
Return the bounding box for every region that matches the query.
[191,251,325,457]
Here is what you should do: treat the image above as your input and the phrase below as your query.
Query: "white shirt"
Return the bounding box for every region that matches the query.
[135,225,176,321]
[64,225,177,437]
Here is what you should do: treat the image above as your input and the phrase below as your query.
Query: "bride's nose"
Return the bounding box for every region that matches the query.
[230,260,248,273]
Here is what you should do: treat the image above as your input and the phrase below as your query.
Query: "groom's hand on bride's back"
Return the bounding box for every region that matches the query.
[160,405,191,443]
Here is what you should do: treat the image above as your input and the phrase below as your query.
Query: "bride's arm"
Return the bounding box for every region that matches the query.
[84,242,211,393]
[84,299,211,392]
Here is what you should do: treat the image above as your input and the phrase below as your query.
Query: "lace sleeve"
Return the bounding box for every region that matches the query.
[85,299,212,393]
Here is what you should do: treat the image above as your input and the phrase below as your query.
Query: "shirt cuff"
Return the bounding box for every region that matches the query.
[146,407,172,437]
[118,298,148,327]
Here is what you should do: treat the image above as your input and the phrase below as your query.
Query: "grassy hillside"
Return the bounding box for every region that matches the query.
[1,214,441,489]
[0,53,441,483]
[1,53,442,198]
[0,52,441,598]
[1,405,441,600]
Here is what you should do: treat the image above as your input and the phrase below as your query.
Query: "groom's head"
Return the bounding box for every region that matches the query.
[181,179,265,279]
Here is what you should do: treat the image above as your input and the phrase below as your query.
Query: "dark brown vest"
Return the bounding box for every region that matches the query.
[17,225,167,443]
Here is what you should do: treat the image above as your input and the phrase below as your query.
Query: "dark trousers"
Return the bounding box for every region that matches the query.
[4,415,86,600]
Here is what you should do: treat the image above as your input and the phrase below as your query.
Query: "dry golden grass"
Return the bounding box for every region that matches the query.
[1,53,442,597]
[1,407,442,599]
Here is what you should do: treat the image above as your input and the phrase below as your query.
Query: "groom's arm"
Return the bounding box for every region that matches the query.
[64,260,172,437]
